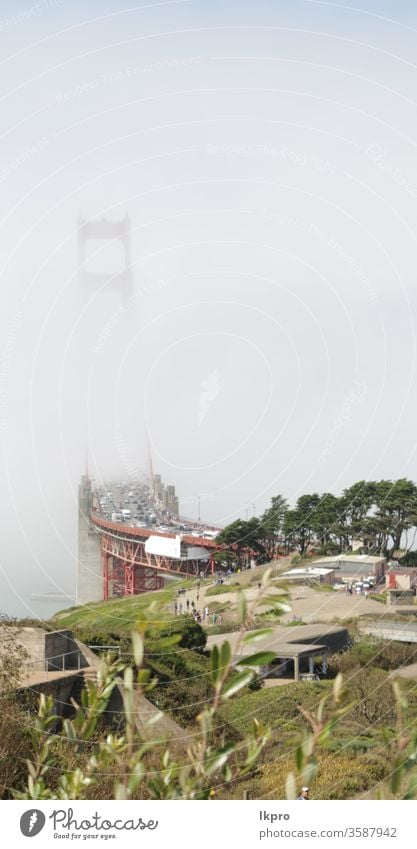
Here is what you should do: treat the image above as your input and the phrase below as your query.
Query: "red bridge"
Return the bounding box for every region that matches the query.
[90,513,221,599]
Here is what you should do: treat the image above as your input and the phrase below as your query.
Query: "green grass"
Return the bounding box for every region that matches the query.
[283,619,308,626]
[217,681,326,736]
[52,589,176,631]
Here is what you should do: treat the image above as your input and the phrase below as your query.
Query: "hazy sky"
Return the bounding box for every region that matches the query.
[1,0,417,616]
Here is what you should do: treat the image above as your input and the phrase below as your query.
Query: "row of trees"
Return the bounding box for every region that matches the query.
[216,479,417,563]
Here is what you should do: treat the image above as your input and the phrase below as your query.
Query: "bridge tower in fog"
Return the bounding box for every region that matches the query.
[77,214,133,286]
[76,475,102,605]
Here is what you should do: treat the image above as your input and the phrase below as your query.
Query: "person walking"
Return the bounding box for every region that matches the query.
[186,598,190,611]
[174,602,178,615]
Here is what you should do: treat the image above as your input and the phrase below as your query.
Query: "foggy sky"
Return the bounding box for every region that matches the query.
[1,0,417,616]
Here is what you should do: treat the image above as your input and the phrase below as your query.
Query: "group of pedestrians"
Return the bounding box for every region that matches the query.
[174,581,207,620]
[173,593,224,628]
[192,605,215,624]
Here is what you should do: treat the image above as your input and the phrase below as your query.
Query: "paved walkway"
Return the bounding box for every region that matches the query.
[21,668,91,688]
[389,662,417,680]
[181,579,385,626]
[280,586,384,623]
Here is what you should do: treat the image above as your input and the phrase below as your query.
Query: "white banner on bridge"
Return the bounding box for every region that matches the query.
[3,800,415,848]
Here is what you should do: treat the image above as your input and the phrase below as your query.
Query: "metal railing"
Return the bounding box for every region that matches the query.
[23,648,84,679]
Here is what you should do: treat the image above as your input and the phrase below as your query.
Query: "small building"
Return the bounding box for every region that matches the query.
[387,589,416,606]
[206,624,350,682]
[281,566,336,584]
[385,568,417,591]
[311,554,386,583]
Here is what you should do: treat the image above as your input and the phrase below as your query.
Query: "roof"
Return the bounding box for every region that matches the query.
[313,554,385,565]
[207,623,346,658]
[386,568,417,575]
[282,567,336,577]
[243,642,327,658]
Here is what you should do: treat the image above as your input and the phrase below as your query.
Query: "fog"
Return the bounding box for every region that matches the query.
[1,0,417,616]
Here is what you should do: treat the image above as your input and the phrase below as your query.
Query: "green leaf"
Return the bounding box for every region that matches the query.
[333,672,344,704]
[210,645,220,684]
[204,745,235,776]
[391,760,404,795]
[285,772,297,800]
[301,760,318,787]
[262,566,272,586]
[220,641,231,671]
[295,744,304,771]
[236,651,276,668]
[242,628,273,644]
[222,670,254,699]
[237,592,247,624]
[137,668,152,686]
[131,632,144,668]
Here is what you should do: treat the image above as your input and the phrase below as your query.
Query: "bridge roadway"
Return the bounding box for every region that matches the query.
[90,512,220,551]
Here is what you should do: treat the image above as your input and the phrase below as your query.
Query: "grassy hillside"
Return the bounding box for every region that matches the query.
[52,584,189,630]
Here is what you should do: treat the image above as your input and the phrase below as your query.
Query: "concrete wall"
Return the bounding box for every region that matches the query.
[77,475,103,605]
[387,590,415,606]
[25,675,80,718]
[289,628,350,653]
[45,630,86,671]
[386,571,417,590]
[10,628,46,673]
[361,621,417,642]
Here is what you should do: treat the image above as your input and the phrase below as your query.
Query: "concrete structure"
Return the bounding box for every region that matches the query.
[166,485,179,516]
[152,475,179,517]
[45,630,82,671]
[386,568,417,591]
[207,623,350,682]
[259,642,328,682]
[77,475,102,605]
[1,626,85,677]
[311,554,386,582]
[387,589,416,606]
[10,627,185,737]
[360,621,417,642]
